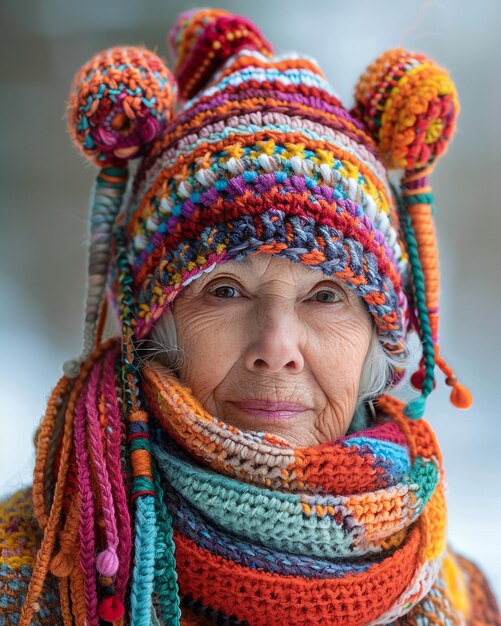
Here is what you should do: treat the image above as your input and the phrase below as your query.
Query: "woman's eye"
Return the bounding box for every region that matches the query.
[311,289,343,303]
[209,285,241,298]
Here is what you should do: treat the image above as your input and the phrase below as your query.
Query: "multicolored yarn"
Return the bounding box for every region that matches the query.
[352,49,472,418]
[0,489,62,625]
[3,344,498,625]
[62,46,177,376]
[143,360,449,625]
[2,8,494,626]
[167,8,274,101]
[98,9,469,418]
[139,360,494,625]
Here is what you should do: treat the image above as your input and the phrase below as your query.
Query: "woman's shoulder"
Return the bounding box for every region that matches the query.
[0,485,62,625]
[431,548,501,626]
[453,551,501,625]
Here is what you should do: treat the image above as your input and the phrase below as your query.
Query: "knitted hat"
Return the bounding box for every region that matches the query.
[64,7,472,420]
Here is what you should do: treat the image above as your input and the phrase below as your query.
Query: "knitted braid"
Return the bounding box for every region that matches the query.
[100,348,132,604]
[114,224,163,624]
[62,168,129,379]
[32,375,72,527]
[73,370,100,624]
[392,179,437,416]
[19,339,117,626]
[152,457,182,624]
[85,361,120,585]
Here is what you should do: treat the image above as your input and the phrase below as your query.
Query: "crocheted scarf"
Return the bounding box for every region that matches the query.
[141,360,459,626]
[20,344,498,626]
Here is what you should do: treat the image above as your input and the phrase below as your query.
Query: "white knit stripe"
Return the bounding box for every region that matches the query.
[132,110,389,205]
[181,64,338,111]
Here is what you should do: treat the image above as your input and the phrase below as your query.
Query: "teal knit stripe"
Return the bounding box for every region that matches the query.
[411,457,440,504]
[151,441,438,559]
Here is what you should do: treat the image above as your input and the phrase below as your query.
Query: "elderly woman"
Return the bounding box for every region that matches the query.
[1,8,500,626]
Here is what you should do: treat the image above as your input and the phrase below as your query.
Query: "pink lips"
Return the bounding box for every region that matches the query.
[234,400,306,420]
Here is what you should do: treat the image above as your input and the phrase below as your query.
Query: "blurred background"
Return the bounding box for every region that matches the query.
[1,0,500,597]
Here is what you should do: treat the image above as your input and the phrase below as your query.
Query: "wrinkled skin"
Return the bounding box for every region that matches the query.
[170,253,372,447]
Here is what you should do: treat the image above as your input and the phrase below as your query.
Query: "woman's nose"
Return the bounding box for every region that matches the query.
[243,309,305,373]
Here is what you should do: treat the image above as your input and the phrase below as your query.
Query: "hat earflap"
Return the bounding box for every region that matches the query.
[352,48,472,419]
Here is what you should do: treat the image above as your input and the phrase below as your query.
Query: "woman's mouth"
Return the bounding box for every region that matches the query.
[233,400,307,421]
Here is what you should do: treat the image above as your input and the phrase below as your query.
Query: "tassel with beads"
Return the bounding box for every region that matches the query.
[353,48,473,419]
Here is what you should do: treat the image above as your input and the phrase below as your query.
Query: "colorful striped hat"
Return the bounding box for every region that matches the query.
[64,7,472,419]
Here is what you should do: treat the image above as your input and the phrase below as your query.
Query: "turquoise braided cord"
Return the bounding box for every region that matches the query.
[130,496,158,624]
[391,182,436,420]
[115,226,158,624]
[152,459,182,625]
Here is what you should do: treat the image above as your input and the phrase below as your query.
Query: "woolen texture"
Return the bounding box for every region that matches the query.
[0,7,493,625]
[0,348,499,624]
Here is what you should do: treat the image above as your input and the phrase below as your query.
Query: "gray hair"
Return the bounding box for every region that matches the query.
[140,306,412,430]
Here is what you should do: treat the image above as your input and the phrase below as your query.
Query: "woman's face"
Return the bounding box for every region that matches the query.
[170,253,373,447]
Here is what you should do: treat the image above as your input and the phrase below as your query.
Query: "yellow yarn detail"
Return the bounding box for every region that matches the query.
[422,486,447,561]
[224,142,245,160]
[256,139,276,155]
[301,502,312,516]
[282,142,306,159]
[0,487,40,571]
[379,63,457,168]
[425,118,444,143]
[441,551,471,616]
[2,554,37,569]
[312,148,335,167]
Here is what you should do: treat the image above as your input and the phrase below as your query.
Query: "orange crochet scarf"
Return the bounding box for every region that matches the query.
[140,361,468,625]
[17,347,497,626]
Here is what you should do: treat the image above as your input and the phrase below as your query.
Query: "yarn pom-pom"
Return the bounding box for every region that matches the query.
[410,366,437,392]
[168,8,274,101]
[403,395,426,420]
[352,48,459,171]
[447,379,473,409]
[96,546,119,576]
[68,46,177,167]
[98,596,125,622]
[49,551,73,577]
